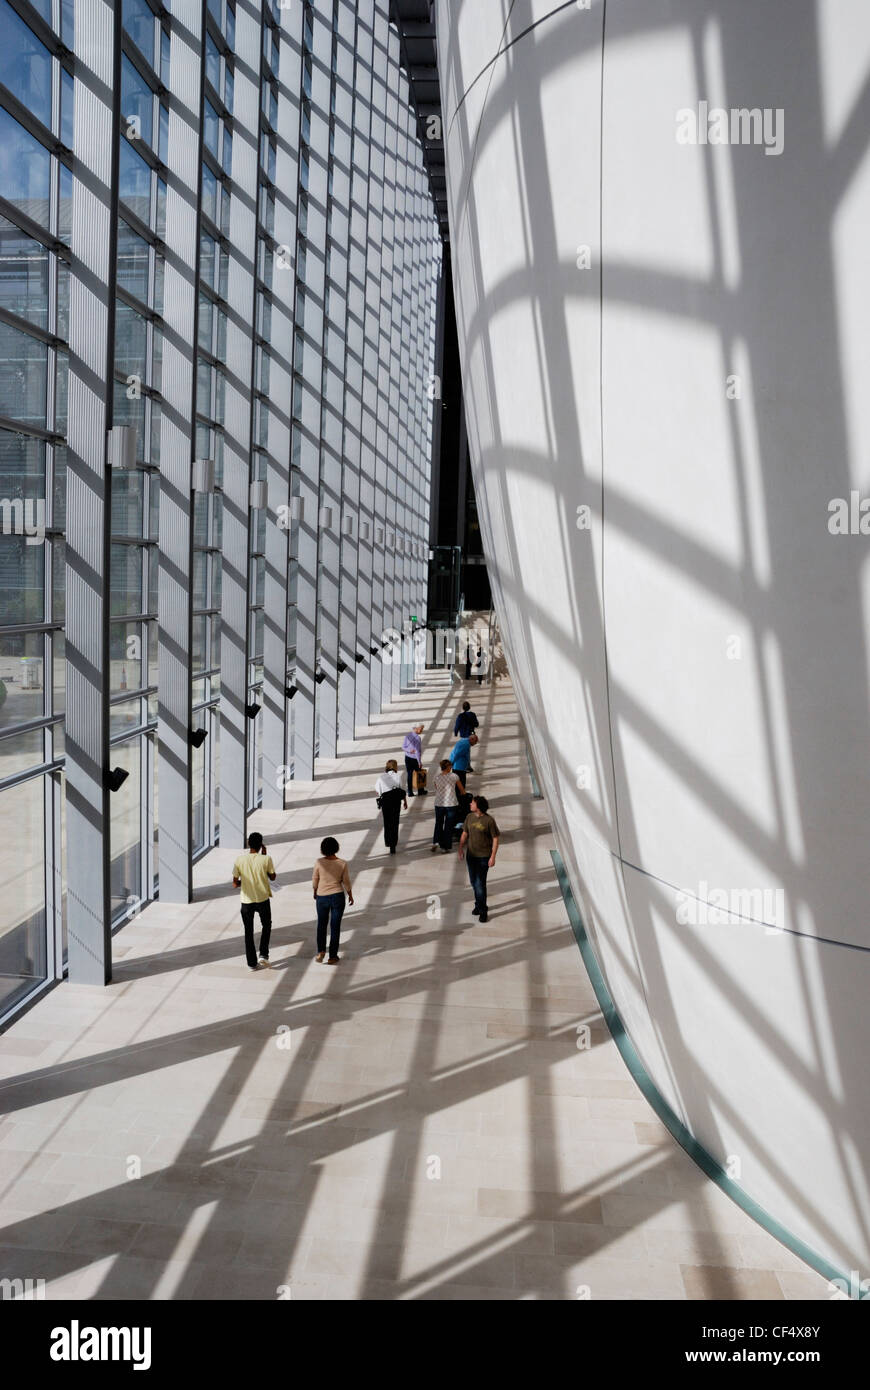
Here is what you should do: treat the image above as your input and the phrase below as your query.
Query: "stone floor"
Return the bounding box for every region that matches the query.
[0,670,829,1299]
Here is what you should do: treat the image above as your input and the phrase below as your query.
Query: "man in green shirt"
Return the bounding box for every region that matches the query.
[458,795,500,923]
[232,831,277,970]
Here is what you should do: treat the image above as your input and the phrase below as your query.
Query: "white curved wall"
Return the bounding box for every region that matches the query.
[438,0,870,1274]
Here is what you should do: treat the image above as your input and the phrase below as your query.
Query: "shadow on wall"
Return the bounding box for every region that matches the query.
[439,0,870,1273]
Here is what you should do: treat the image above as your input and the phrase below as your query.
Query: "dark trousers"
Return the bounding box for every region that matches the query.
[381,789,403,848]
[466,854,490,914]
[433,804,455,849]
[316,892,345,956]
[241,899,272,968]
[405,755,420,794]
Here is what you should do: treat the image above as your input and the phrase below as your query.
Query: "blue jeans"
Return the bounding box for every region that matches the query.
[433,804,455,849]
[466,854,489,915]
[316,892,345,956]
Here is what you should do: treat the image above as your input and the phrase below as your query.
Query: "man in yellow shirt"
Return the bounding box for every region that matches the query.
[232,832,277,971]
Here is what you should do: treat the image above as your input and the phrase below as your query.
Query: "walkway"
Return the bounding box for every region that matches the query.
[0,670,828,1299]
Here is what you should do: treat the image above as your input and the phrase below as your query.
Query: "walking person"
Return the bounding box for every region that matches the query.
[431,758,464,853]
[403,723,426,796]
[453,700,479,740]
[451,730,478,779]
[458,795,500,922]
[376,759,407,854]
[312,837,354,964]
[232,831,277,971]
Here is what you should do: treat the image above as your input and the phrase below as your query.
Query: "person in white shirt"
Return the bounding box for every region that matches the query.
[375,759,408,854]
[431,758,465,853]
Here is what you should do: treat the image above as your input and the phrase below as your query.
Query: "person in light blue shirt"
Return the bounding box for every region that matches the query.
[451,732,478,776]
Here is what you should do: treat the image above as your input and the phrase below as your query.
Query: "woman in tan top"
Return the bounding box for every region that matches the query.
[312,836,354,964]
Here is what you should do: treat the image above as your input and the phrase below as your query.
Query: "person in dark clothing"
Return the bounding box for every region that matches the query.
[453,701,479,740]
[375,759,407,854]
[232,831,277,971]
[458,795,500,923]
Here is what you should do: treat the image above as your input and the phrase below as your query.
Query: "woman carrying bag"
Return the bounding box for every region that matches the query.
[375,759,408,855]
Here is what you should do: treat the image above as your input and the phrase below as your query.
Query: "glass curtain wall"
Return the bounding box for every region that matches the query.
[0,0,71,1013]
[0,0,439,1021]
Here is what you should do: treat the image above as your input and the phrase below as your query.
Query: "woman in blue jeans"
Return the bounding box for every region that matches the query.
[312,837,354,964]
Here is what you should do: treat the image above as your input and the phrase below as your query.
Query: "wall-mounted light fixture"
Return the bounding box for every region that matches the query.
[314,670,327,685]
[105,766,130,793]
[354,652,366,664]
[285,684,298,699]
[245,701,261,718]
[336,660,348,673]
[190,728,208,748]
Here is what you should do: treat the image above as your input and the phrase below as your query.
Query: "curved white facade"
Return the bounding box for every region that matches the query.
[438,0,870,1274]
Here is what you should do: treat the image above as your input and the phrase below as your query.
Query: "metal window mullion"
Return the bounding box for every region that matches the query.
[156,0,205,901]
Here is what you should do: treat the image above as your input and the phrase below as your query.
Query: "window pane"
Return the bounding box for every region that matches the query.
[111,470,144,537]
[109,738,141,919]
[122,0,155,62]
[0,218,49,329]
[0,426,45,502]
[0,3,52,127]
[0,107,51,229]
[110,621,143,694]
[0,630,45,733]
[117,221,151,302]
[115,301,148,385]
[119,138,152,223]
[0,774,47,1014]
[0,534,45,624]
[0,320,47,427]
[110,542,144,616]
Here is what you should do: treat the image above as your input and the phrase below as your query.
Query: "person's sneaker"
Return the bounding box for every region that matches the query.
[430,844,439,853]
[259,956,271,967]
[249,964,260,971]
[315,951,326,963]
[440,847,450,854]
[326,956,340,965]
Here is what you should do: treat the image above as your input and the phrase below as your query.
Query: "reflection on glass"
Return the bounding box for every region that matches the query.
[119,139,151,222]
[0,535,44,625]
[109,738,141,919]
[110,621,143,694]
[122,0,155,62]
[0,218,49,328]
[0,630,45,736]
[0,773,47,1015]
[110,542,144,616]
[0,6,52,126]
[117,221,151,302]
[0,320,47,426]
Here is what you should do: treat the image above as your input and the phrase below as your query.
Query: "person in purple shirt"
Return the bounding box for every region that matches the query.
[402,723,425,796]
